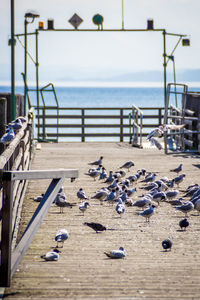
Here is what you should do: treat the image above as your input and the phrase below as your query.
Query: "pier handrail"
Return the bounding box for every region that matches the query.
[129,105,143,147]
[0,168,78,287]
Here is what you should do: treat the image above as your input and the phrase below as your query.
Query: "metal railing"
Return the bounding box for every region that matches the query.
[129,105,143,147]
[0,109,78,286]
[34,106,165,143]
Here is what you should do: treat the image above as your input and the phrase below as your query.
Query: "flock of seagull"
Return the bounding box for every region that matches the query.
[39,155,200,260]
[0,116,26,144]
[0,119,197,260]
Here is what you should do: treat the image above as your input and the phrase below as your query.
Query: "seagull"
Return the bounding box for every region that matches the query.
[170,163,183,174]
[126,187,137,197]
[77,188,88,201]
[40,249,61,261]
[173,174,186,187]
[139,204,155,222]
[91,190,108,204]
[132,198,152,209]
[161,123,186,131]
[194,199,200,215]
[140,173,156,183]
[166,189,179,200]
[146,127,163,140]
[85,170,100,181]
[99,167,107,180]
[179,218,189,230]
[88,164,102,173]
[55,193,75,213]
[140,182,159,191]
[79,201,90,215]
[166,198,184,206]
[183,185,199,197]
[84,222,106,233]
[14,116,26,123]
[115,198,125,217]
[8,118,23,131]
[113,170,126,181]
[55,229,69,248]
[88,156,103,166]
[162,238,172,251]
[120,161,134,172]
[0,127,15,144]
[152,191,167,205]
[175,201,194,217]
[31,193,44,202]
[104,171,114,184]
[104,247,126,259]
[105,190,116,205]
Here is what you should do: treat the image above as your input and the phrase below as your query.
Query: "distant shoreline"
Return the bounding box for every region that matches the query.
[1,81,200,89]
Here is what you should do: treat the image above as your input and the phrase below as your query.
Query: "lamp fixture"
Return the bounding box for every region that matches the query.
[25,11,40,24]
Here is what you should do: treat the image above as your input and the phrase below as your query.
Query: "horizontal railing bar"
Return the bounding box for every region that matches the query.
[33,106,165,110]
[36,115,130,119]
[36,124,130,128]
[38,133,141,137]
[34,106,132,110]
[2,169,78,181]
[35,114,163,119]
[167,115,198,120]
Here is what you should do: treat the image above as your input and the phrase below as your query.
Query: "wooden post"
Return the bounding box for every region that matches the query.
[120,109,123,142]
[81,109,85,142]
[0,175,14,287]
[0,98,7,155]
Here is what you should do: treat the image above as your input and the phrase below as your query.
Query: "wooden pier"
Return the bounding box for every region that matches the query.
[3,142,200,299]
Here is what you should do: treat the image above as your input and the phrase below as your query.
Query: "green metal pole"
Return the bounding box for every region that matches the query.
[11,0,15,121]
[163,30,168,154]
[122,0,124,30]
[36,30,40,140]
[163,30,167,112]
[24,20,27,115]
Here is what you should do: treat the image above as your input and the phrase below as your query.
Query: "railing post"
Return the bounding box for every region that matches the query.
[0,98,7,155]
[81,109,85,142]
[0,175,14,287]
[158,108,162,126]
[42,108,46,141]
[120,109,123,142]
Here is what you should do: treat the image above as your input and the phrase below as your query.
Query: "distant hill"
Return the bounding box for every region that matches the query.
[0,65,200,84]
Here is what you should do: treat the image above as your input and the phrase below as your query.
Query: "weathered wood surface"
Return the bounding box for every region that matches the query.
[4,142,200,299]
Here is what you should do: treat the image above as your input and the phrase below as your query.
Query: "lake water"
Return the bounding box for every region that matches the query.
[1,84,199,141]
[0,84,199,108]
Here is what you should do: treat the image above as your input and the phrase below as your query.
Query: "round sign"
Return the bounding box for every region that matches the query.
[92,14,104,25]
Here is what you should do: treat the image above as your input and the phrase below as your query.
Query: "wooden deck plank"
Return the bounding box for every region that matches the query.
[4,142,200,299]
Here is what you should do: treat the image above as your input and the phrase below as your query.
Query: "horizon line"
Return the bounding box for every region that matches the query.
[0,80,200,89]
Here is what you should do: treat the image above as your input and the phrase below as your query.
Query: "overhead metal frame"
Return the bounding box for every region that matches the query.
[14,23,188,140]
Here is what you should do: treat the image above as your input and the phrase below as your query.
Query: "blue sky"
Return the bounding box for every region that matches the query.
[1,0,200,84]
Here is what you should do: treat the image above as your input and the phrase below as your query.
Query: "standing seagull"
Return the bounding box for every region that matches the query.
[170,164,183,174]
[77,188,88,201]
[88,156,103,166]
[79,201,90,215]
[115,198,125,217]
[139,204,155,222]
[55,229,69,248]
[175,201,194,217]
[120,161,134,172]
[55,193,75,213]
